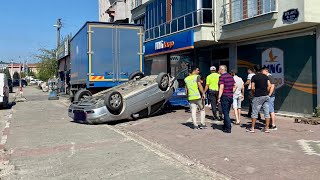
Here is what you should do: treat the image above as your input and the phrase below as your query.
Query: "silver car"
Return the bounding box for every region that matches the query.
[68,72,177,124]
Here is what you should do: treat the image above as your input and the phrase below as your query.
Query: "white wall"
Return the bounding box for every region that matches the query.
[99,0,111,22]
[215,0,317,41]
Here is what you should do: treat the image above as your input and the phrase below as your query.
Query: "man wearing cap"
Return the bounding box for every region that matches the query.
[204,66,222,120]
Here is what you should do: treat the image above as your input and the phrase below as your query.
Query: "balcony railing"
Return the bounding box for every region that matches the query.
[223,0,277,24]
[144,8,214,41]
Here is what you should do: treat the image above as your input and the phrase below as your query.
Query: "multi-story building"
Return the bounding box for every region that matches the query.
[99,0,132,23]
[131,0,320,114]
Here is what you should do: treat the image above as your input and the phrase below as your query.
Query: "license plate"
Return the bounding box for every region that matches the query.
[177,92,186,96]
[74,111,87,121]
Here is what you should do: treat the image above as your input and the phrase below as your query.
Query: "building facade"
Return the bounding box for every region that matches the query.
[99,0,133,23]
[131,0,320,114]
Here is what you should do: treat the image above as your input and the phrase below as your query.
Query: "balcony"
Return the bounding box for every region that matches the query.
[144,8,214,42]
[223,0,277,25]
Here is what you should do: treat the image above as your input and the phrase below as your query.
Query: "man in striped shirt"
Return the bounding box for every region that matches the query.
[218,65,236,133]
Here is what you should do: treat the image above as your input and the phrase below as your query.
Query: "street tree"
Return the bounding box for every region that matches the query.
[36,48,57,81]
[0,68,12,79]
[13,71,20,80]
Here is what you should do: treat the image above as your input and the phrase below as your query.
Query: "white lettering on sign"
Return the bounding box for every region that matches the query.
[262,48,284,89]
[155,40,174,50]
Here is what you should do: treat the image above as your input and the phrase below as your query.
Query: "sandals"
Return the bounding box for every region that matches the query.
[246,128,255,133]
[261,128,270,133]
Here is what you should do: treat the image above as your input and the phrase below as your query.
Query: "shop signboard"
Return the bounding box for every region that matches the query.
[144,30,194,56]
[282,9,299,24]
[262,48,284,89]
[57,40,70,60]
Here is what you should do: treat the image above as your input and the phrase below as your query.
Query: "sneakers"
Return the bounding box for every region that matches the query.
[269,125,278,130]
[205,104,210,107]
[193,124,207,129]
[193,125,200,130]
[199,124,208,129]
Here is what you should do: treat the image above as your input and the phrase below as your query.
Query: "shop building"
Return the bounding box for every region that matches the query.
[132,0,320,114]
[57,38,71,94]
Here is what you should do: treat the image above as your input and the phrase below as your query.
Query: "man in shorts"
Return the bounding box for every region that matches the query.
[262,68,277,130]
[230,70,244,125]
[247,67,272,133]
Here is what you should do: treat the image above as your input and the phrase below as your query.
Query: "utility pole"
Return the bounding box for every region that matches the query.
[55,18,62,50]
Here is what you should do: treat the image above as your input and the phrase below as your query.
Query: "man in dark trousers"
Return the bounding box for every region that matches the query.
[247,67,272,133]
[204,66,222,120]
[218,65,236,133]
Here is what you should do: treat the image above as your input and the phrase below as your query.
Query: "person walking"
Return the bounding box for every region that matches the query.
[262,68,277,130]
[204,66,222,120]
[218,65,236,133]
[184,67,206,129]
[230,70,244,125]
[244,67,256,117]
[247,67,272,133]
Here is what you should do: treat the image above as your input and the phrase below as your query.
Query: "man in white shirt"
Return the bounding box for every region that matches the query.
[244,67,255,117]
[230,70,244,124]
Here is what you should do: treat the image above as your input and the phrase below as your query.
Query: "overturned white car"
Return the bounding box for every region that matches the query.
[68,72,177,124]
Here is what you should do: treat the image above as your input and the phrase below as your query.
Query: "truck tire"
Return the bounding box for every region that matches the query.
[74,89,92,102]
[104,91,123,114]
[156,73,169,91]
[129,71,145,81]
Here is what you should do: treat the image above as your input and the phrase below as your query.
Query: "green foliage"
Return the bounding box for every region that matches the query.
[36,48,57,81]
[20,72,26,78]
[313,106,320,117]
[28,69,35,77]
[13,71,20,80]
[0,68,11,79]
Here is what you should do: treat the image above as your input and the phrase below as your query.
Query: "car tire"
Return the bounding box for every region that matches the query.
[74,89,92,102]
[156,73,169,91]
[104,91,123,113]
[129,71,145,81]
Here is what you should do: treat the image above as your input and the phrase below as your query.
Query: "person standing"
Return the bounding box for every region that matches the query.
[230,70,244,125]
[184,67,206,129]
[218,65,236,133]
[262,68,277,130]
[204,66,222,120]
[244,67,256,117]
[247,67,272,133]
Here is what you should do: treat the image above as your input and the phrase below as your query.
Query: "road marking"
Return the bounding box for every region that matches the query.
[0,135,7,145]
[68,142,75,157]
[5,123,10,129]
[297,139,320,157]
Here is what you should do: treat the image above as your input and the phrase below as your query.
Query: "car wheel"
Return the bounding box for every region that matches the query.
[23,84,26,87]
[156,73,169,91]
[104,91,123,113]
[74,89,92,102]
[129,71,145,81]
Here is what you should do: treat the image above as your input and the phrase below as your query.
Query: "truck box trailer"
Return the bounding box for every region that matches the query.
[69,22,144,101]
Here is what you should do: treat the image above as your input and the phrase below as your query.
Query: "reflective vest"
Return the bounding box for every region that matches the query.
[184,75,201,101]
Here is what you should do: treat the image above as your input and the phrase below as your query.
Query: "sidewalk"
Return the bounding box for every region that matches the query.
[116,107,320,180]
[2,87,228,179]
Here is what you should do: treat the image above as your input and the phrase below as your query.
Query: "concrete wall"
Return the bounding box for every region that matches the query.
[215,0,317,41]
[304,0,320,23]
[99,0,111,22]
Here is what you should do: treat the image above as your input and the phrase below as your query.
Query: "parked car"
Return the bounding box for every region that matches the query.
[7,79,13,93]
[12,79,27,87]
[0,73,9,108]
[68,72,177,124]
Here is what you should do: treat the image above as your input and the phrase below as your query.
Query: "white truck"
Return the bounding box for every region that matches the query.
[0,73,9,108]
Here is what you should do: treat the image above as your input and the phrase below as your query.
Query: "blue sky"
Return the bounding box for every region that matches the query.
[0,0,98,63]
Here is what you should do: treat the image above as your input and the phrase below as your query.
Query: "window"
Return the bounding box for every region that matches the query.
[225,0,276,24]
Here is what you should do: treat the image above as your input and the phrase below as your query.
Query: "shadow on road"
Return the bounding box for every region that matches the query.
[0,102,16,110]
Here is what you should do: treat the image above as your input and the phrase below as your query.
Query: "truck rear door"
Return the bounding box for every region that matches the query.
[89,25,115,82]
[117,26,143,81]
